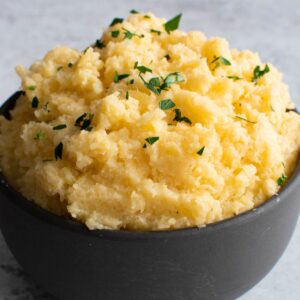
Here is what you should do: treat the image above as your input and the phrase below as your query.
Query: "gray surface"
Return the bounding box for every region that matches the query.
[0,0,299,299]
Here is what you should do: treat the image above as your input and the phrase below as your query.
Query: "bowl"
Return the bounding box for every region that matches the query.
[0,91,299,300]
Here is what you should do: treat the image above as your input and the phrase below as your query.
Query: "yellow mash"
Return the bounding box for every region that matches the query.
[0,12,299,230]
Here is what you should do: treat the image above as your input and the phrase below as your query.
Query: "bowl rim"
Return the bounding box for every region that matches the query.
[0,91,299,240]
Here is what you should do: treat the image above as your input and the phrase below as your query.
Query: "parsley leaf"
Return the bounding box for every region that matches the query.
[114,71,130,83]
[145,136,159,145]
[34,131,45,140]
[173,108,192,124]
[53,124,67,130]
[125,91,129,99]
[252,64,270,84]
[134,62,152,74]
[54,142,63,160]
[68,62,73,68]
[164,54,171,61]
[75,113,94,131]
[164,14,182,34]
[139,74,161,95]
[130,9,139,14]
[122,27,144,39]
[27,85,36,91]
[150,29,161,35]
[160,72,184,90]
[211,56,231,70]
[159,99,175,110]
[227,75,242,81]
[31,96,39,108]
[110,18,123,27]
[235,116,257,124]
[94,39,105,49]
[111,30,120,38]
[197,146,205,156]
[277,174,287,186]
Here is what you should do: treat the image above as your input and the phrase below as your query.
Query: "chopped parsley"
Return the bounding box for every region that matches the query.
[110,18,123,27]
[75,113,94,131]
[94,39,105,49]
[127,79,134,85]
[82,47,89,54]
[235,116,257,124]
[252,64,270,84]
[173,108,192,124]
[27,85,36,91]
[114,71,130,83]
[53,124,67,130]
[68,62,73,68]
[139,72,184,94]
[125,91,129,99]
[164,54,171,61]
[159,99,175,110]
[145,136,159,145]
[227,75,242,81]
[54,142,63,160]
[277,174,287,186]
[111,30,120,38]
[31,96,39,108]
[164,14,182,34]
[34,131,45,140]
[122,27,144,39]
[144,15,151,19]
[57,66,63,71]
[150,29,161,35]
[130,9,139,14]
[211,56,231,70]
[134,62,152,74]
[197,146,205,156]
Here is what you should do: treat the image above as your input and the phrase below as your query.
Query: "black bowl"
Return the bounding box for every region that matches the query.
[0,92,299,300]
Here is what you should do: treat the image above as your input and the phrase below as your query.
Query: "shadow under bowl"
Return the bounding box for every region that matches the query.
[0,91,299,300]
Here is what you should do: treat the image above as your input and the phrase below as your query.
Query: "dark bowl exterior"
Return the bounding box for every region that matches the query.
[0,92,299,300]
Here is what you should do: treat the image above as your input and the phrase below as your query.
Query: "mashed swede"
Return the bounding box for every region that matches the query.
[0,12,299,230]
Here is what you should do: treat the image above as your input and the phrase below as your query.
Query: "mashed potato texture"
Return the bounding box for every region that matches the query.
[0,12,299,230]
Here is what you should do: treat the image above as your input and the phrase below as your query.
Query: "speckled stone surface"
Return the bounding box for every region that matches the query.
[0,0,299,299]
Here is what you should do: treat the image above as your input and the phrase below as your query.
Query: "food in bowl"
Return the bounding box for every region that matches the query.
[0,12,299,231]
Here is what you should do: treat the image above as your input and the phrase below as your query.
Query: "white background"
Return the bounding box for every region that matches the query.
[0,0,299,299]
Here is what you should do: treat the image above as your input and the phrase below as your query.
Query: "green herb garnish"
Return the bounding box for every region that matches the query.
[159,99,175,110]
[114,71,130,83]
[94,39,105,49]
[127,79,134,85]
[27,85,36,91]
[160,72,184,91]
[75,113,94,131]
[145,136,159,145]
[54,142,63,160]
[173,108,192,124]
[122,27,144,39]
[164,14,182,34]
[34,131,45,140]
[53,124,67,130]
[43,102,50,112]
[211,56,231,70]
[227,75,242,81]
[234,116,257,124]
[130,9,139,14]
[252,64,270,84]
[277,174,287,186]
[134,62,152,74]
[197,146,205,156]
[150,29,161,35]
[111,30,120,38]
[31,96,39,108]
[125,91,129,99]
[144,15,151,19]
[110,18,123,27]
[68,62,73,68]
[139,74,161,95]
[57,66,63,71]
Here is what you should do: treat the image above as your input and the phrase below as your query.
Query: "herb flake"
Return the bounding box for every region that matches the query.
[31,96,39,108]
[130,9,139,14]
[277,174,287,186]
[252,64,270,84]
[134,62,152,74]
[235,116,257,124]
[54,142,63,160]
[110,18,123,27]
[75,113,94,131]
[159,99,175,110]
[94,39,105,49]
[53,124,67,130]
[227,75,242,81]
[164,14,182,34]
[27,85,36,91]
[111,30,120,38]
[150,29,161,35]
[197,146,205,156]
[145,136,159,145]
[34,131,45,140]
[173,108,192,124]
[114,71,130,83]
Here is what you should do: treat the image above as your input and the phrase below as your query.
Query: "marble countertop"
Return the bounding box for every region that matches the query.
[0,0,299,299]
